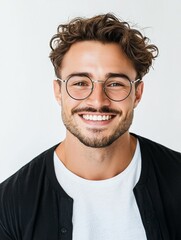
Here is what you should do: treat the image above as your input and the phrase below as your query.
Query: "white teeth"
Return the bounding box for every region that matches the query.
[82,115,112,121]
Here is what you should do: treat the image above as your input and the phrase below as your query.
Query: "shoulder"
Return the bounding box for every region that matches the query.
[0,144,56,191]
[134,133,181,189]
[133,133,181,184]
[0,144,59,237]
[0,144,57,213]
[135,133,181,162]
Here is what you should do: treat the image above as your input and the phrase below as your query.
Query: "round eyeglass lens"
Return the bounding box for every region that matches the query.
[104,77,132,101]
[66,76,93,100]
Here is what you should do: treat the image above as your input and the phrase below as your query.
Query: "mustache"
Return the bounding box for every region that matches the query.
[72,106,121,115]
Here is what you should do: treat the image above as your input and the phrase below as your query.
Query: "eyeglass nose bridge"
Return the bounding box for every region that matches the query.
[90,79,107,95]
[92,79,105,84]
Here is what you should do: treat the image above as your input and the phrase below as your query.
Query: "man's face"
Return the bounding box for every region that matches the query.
[54,41,143,148]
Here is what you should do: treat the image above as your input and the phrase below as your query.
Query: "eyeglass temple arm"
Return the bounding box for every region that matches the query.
[131,79,142,84]
[56,78,67,83]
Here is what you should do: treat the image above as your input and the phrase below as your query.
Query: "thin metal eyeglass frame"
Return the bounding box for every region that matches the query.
[56,77,141,102]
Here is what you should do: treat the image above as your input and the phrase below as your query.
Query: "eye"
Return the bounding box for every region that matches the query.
[106,81,125,88]
[106,78,129,88]
[109,82,124,87]
[73,81,89,86]
[68,76,91,88]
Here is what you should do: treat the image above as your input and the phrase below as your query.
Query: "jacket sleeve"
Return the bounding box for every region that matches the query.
[0,223,13,240]
[0,174,21,240]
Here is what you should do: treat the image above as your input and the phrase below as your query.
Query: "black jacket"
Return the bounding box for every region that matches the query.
[0,134,181,240]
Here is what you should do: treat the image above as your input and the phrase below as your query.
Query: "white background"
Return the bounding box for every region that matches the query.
[0,0,181,182]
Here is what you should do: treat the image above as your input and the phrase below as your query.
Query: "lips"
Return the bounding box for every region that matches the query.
[82,114,113,121]
[73,107,119,123]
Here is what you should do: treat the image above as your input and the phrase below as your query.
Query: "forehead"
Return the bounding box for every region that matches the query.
[61,41,136,79]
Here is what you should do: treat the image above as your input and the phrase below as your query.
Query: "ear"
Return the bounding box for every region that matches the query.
[134,81,144,108]
[53,80,62,105]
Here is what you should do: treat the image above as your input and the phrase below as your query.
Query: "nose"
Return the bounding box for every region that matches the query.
[85,82,111,108]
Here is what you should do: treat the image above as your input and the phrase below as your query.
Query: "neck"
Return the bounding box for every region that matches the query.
[55,132,137,180]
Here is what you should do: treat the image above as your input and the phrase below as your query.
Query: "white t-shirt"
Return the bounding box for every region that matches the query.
[54,141,147,240]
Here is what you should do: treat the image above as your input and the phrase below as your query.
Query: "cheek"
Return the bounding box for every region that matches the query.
[119,97,135,112]
[127,91,138,108]
[61,94,80,114]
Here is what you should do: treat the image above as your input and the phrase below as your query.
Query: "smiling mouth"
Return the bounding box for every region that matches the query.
[81,114,114,121]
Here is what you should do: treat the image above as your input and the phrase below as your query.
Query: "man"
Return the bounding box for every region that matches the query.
[0,13,181,240]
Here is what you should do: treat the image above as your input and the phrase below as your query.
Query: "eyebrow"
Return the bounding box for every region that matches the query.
[64,72,131,81]
[106,72,131,81]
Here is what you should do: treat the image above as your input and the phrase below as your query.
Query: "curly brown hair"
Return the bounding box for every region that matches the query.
[49,13,158,80]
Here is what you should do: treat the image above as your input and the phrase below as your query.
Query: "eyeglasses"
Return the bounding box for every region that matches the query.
[57,75,141,102]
